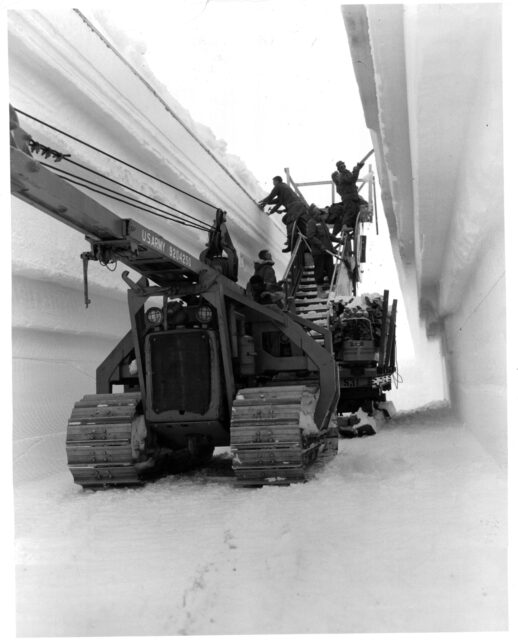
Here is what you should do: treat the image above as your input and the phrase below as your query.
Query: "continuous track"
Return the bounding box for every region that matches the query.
[66,392,152,488]
[230,385,337,486]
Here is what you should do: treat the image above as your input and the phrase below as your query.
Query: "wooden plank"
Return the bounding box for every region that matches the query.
[386,299,398,368]
[378,290,390,366]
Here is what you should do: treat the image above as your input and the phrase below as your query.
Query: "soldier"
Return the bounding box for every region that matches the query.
[246,274,284,306]
[258,176,308,252]
[253,250,277,288]
[331,160,367,232]
[306,206,343,297]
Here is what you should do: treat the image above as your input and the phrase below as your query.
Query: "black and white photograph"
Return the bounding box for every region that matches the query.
[4,0,512,637]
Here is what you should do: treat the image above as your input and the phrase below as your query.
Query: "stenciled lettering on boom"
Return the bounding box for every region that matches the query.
[141,229,165,253]
[140,228,191,268]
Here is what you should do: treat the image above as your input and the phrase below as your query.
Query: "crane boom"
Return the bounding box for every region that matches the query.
[11,147,125,242]
[10,110,343,489]
[10,146,236,289]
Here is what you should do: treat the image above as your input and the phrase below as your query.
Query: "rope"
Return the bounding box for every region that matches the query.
[41,161,212,231]
[65,157,212,228]
[59,175,211,231]
[14,107,218,210]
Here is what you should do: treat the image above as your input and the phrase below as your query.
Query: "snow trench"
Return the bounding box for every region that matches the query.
[14,405,507,636]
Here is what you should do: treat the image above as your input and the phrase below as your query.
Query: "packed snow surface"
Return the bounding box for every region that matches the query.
[14,405,506,635]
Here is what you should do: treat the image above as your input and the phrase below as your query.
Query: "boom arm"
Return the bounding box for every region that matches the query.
[11,146,234,290]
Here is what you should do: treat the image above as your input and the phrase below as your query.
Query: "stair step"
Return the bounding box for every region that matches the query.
[300,304,328,312]
[297,307,328,314]
[300,311,328,317]
[295,299,328,307]
[297,291,328,298]
[296,292,318,299]
[310,331,325,338]
[300,313,328,322]
[296,299,327,306]
[298,311,328,318]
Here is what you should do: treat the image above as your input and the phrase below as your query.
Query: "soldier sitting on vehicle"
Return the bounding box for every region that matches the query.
[246,274,284,307]
[253,250,278,288]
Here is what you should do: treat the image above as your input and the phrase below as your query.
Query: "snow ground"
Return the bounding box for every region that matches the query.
[14,405,507,636]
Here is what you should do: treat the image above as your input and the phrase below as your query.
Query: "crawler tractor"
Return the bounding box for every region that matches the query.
[10,109,339,488]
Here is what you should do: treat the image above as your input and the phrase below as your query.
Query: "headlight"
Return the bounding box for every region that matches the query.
[146,307,163,325]
[195,305,213,323]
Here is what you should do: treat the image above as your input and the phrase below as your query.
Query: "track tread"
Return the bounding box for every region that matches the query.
[230,385,337,486]
[66,393,146,489]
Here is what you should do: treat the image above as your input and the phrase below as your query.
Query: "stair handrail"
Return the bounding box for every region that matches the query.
[328,224,353,296]
[285,153,374,208]
[282,160,376,303]
[284,167,309,206]
[281,232,307,310]
[336,165,376,296]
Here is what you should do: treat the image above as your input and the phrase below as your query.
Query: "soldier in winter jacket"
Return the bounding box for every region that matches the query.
[305,206,342,296]
[331,160,364,202]
[253,250,277,288]
[331,160,367,232]
[258,176,308,251]
[246,250,284,305]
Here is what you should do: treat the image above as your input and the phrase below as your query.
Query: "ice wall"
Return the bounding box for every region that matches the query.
[343,4,505,465]
[9,9,287,484]
[443,224,506,464]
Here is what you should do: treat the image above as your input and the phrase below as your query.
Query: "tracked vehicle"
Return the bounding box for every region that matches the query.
[283,167,398,423]
[10,110,339,488]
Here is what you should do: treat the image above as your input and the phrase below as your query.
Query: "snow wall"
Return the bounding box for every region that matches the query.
[343,4,506,465]
[9,9,289,484]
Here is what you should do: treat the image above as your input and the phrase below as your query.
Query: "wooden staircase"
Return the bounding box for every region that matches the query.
[292,265,330,345]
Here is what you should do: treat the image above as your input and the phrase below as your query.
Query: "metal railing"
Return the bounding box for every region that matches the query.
[328,225,354,297]
[280,156,379,311]
[281,232,307,311]
[283,166,376,298]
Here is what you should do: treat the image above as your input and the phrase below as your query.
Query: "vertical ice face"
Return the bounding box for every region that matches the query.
[343,4,505,464]
[9,9,289,285]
